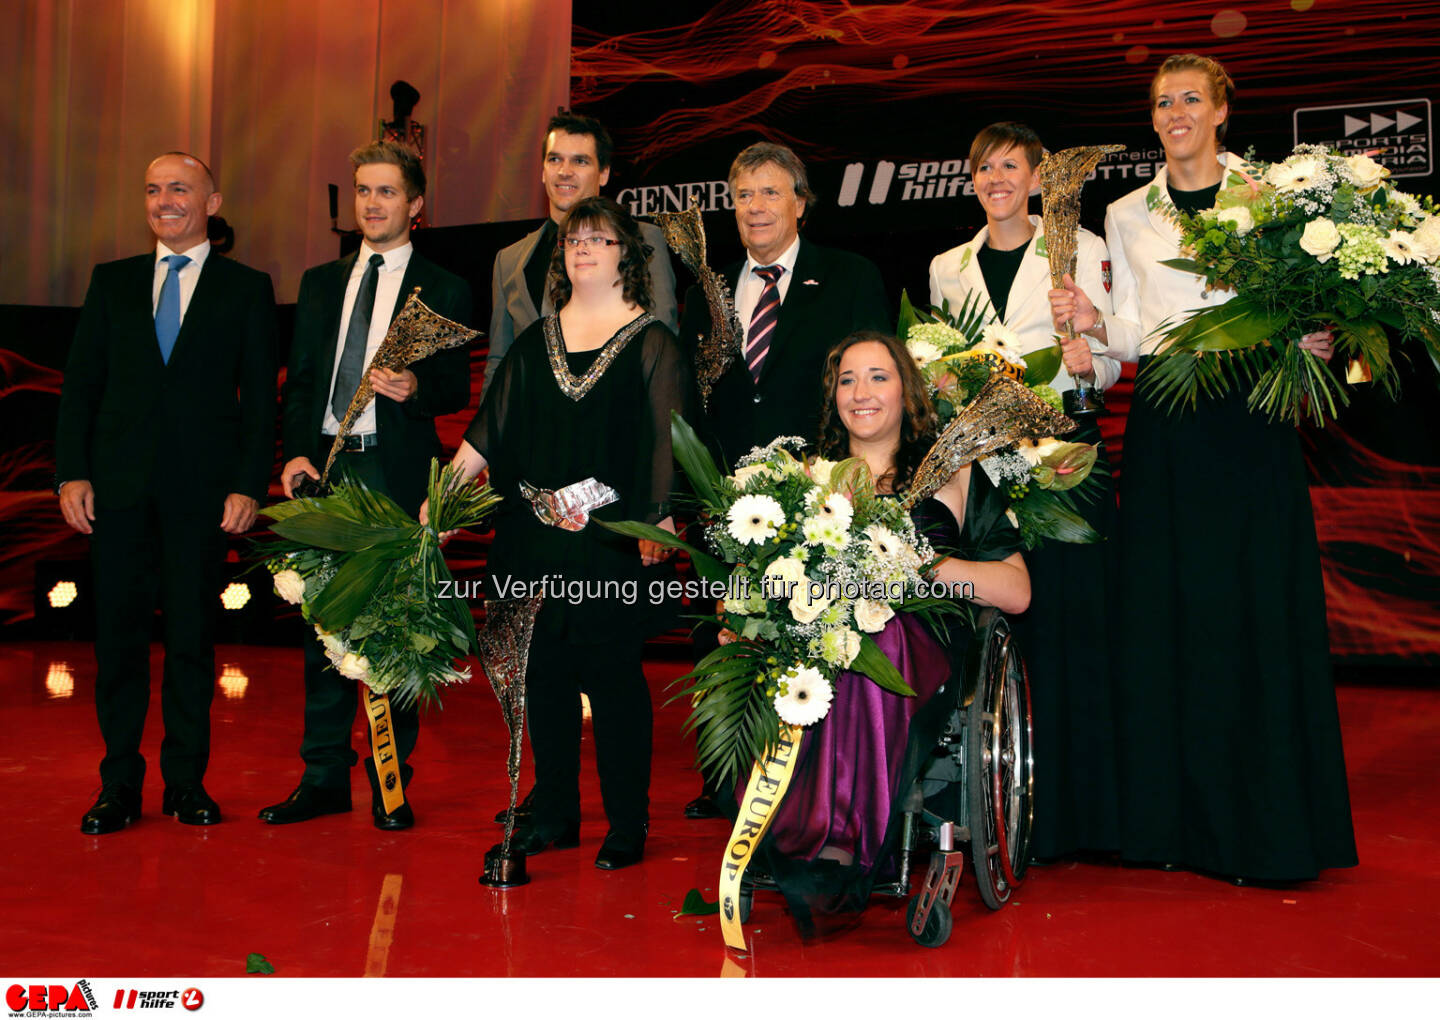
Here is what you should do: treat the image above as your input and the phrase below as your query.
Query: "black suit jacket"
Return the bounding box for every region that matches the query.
[282,250,474,516]
[55,252,279,512]
[679,237,890,469]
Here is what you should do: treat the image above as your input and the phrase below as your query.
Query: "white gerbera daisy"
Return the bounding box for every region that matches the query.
[1266,157,1322,192]
[1382,230,1419,266]
[1015,436,1062,467]
[817,491,854,531]
[774,666,834,726]
[865,523,903,559]
[980,322,1026,364]
[906,338,944,367]
[727,494,783,544]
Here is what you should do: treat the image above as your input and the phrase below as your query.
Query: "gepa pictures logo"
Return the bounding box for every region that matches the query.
[5,980,98,1015]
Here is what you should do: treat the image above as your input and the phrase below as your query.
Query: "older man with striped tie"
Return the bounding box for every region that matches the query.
[677,140,890,819]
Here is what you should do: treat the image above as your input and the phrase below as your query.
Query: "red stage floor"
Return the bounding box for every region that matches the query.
[1,641,1436,978]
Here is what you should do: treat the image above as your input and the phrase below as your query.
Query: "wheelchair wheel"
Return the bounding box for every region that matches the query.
[738,881,753,924]
[966,611,1035,910]
[906,895,953,948]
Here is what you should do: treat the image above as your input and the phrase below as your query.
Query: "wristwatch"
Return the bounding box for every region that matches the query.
[1082,307,1105,338]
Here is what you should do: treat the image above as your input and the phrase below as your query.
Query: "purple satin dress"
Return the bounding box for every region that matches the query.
[767,612,951,871]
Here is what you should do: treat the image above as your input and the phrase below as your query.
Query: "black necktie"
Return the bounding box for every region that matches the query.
[331,253,385,421]
[745,265,783,383]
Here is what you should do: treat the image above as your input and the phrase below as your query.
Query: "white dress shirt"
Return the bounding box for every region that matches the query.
[152,240,212,321]
[734,235,802,330]
[322,241,412,436]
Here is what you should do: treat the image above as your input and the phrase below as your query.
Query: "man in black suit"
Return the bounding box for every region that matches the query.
[259,141,474,831]
[56,152,278,834]
[484,111,676,397]
[679,141,891,818]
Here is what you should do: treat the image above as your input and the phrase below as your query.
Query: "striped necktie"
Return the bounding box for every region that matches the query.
[154,254,191,364]
[745,264,784,384]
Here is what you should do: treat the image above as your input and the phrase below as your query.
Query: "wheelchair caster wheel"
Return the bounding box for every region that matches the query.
[906,895,953,948]
[738,884,753,924]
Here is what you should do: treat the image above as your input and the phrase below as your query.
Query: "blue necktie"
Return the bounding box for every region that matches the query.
[155,254,191,364]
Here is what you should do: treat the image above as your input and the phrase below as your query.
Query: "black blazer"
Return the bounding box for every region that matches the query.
[282,250,474,516]
[679,237,890,469]
[55,252,279,512]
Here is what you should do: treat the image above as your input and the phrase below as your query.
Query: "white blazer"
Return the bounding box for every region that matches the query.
[929,214,1120,391]
[1101,152,1251,361]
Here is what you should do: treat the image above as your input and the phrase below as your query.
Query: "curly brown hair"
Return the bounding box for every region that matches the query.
[817,331,939,495]
[548,196,655,311]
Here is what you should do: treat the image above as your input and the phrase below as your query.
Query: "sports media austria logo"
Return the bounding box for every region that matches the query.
[1293,98,1432,178]
[5,981,98,1016]
[111,987,202,1010]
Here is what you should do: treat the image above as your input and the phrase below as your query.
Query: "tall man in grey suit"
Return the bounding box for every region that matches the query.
[484,111,677,395]
[259,141,473,831]
[679,141,891,818]
[57,152,278,834]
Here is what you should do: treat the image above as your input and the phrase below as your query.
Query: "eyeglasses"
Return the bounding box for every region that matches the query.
[560,235,621,250]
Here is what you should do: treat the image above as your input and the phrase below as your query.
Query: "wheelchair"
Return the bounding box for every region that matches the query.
[739,608,1035,948]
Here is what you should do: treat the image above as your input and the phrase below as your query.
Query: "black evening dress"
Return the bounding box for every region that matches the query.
[1112,185,1358,881]
[463,312,690,837]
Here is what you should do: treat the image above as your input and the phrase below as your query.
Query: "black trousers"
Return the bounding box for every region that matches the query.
[90,496,225,789]
[296,445,418,800]
[526,633,652,836]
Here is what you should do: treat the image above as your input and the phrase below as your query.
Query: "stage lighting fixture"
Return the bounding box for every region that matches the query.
[45,664,76,699]
[47,580,79,609]
[220,582,252,611]
[218,664,250,699]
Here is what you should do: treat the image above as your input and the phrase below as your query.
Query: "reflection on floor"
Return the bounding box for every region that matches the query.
[0,641,1436,977]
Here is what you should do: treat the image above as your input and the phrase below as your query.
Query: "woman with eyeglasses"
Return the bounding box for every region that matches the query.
[432,196,690,870]
[1048,54,1356,883]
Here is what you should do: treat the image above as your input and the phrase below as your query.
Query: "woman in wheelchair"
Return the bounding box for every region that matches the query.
[750,330,1029,927]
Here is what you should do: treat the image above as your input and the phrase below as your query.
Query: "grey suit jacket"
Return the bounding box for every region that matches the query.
[483,218,677,396]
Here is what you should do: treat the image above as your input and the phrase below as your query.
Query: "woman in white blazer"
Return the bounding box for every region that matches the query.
[929,122,1121,861]
[1050,54,1357,883]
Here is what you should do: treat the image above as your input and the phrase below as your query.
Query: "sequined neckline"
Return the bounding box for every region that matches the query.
[543,311,655,401]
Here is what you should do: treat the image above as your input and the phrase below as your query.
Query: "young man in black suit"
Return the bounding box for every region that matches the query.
[259,141,474,831]
[56,152,279,834]
[678,141,891,818]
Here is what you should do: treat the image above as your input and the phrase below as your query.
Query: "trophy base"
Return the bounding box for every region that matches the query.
[1063,385,1106,420]
[478,843,530,888]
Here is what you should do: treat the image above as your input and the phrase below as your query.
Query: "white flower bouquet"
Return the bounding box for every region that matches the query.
[897,291,1103,548]
[1146,144,1440,425]
[600,416,958,787]
[261,460,501,707]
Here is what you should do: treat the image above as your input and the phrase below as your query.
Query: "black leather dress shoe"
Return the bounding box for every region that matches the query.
[511,819,580,854]
[683,794,723,820]
[258,784,352,824]
[372,799,415,831]
[162,785,222,826]
[494,787,535,825]
[594,828,646,870]
[81,784,141,835]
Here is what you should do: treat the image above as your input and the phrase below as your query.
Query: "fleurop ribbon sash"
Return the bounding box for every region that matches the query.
[718,723,804,951]
[365,688,405,814]
[520,477,619,532]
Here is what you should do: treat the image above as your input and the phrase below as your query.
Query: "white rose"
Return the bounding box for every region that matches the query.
[1412,215,1440,263]
[1216,206,1254,236]
[853,598,895,634]
[272,569,306,605]
[1345,153,1388,191]
[1298,218,1341,263]
[337,652,371,681]
[730,463,772,489]
[762,556,807,602]
[807,457,837,486]
[316,627,348,665]
[789,580,833,624]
